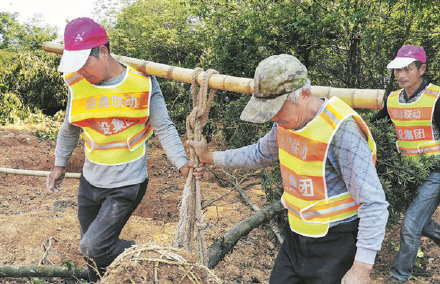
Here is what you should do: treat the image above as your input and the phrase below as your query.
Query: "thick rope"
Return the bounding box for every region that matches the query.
[176,68,218,266]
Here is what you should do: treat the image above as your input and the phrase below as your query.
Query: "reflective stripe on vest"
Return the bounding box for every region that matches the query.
[387,84,440,156]
[83,120,152,151]
[278,97,376,238]
[66,66,153,165]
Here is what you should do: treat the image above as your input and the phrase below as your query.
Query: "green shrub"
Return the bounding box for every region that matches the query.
[1,91,63,141]
[260,165,283,203]
[159,79,192,134]
[32,110,65,142]
[213,95,273,149]
[0,52,66,115]
[0,92,45,124]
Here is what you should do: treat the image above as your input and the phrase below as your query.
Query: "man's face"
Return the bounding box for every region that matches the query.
[77,49,106,85]
[271,93,307,130]
[393,62,425,92]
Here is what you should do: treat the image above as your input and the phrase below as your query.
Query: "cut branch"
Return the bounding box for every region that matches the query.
[207,200,284,268]
[222,169,284,244]
[0,265,88,279]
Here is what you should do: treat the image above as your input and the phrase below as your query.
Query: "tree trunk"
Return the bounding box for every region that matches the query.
[207,200,284,268]
[0,265,88,279]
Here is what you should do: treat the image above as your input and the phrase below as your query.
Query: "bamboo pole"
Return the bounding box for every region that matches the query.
[42,41,385,109]
[0,167,80,178]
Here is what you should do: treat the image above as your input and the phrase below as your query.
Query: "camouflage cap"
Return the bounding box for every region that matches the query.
[240,54,308,123]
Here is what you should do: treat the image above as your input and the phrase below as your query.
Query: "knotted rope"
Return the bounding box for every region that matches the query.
[176,68,218,266]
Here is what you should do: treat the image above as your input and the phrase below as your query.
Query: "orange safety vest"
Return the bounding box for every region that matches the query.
[65,66,153,165]
[278,97,376,237]
[387,84,440,156]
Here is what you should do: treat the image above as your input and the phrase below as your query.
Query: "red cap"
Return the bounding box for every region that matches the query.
[58,17,108,73]
[387,45,426,69]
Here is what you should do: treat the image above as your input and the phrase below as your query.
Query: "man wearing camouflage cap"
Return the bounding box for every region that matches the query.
[188,54,388,283]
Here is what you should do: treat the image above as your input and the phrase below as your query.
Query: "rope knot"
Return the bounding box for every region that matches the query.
[195,215,208,230]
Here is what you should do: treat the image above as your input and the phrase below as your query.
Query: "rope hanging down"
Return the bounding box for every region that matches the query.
[175,68,218,266]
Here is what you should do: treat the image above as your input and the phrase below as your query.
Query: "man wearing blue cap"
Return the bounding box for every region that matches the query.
[372,45,440,283]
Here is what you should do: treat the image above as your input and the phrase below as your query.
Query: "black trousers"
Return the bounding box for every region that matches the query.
[77,175,148,282]
[269,220,359,284]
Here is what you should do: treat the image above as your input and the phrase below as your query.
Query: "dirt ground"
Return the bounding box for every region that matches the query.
[0,125,439,284]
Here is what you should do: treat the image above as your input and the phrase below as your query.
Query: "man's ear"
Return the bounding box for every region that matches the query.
[301,88,312,98]
[99,45,109,57]
[420,64,427,76]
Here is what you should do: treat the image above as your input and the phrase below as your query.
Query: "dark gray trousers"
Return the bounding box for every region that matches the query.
[77,175,148,282]
[269,220,358,284]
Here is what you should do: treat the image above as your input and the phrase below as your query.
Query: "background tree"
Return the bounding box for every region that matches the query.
[0,12,56,52]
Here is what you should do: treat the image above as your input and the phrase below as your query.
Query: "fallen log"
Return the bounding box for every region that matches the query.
[42,42,385,109]
[207,200,284,268]
[0,265,88,279]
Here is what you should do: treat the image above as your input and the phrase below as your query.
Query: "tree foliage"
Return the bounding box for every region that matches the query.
[0,92,40,125]
[0,12,63,123]
[110,0,203,67]
[0,12,57,52]
[0,52,66,114]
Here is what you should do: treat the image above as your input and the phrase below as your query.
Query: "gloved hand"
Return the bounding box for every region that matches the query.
[46,166,66,193]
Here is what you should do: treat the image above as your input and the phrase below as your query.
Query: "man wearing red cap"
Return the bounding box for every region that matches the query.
[46,17,205,283]
[372,45,440,283]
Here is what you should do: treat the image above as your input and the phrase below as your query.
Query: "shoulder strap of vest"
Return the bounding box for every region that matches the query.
[64,72,83,87]
[426,84,440,95]
[328,97,376,163]
[128,67,150,79]
[386,89,402,108]
[389,89,403,97]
